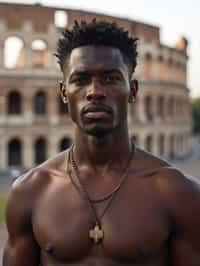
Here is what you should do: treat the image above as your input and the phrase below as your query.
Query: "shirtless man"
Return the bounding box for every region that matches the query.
[3,20,200,266]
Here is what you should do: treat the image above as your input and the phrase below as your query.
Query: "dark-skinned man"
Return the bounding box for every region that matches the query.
[3,20,200,266]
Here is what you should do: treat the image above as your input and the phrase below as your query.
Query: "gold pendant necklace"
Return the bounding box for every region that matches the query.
[89,222,104,243]
[67,142,135,244]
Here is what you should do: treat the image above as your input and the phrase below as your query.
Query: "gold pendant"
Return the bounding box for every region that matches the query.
[89,223,104,243]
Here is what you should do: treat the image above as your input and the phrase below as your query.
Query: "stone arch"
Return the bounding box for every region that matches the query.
[34,137,47,165]
[58,95,68,114]
[7,90,22,114]
[145,135,153,152]
[176,97,182,117]
[184,132,189,153]
[144,53,152,79]
[158,134,165,156]
[157,55,164,79]
[179,98,184,117]
[181,98,186,117]
[174,97,178,117]
[169,134,175,159]
[59,137,72,151]
[8,138,22,166]
[157,95,165,119]
[144,95,153,121]
[34,90,47,115]
[167,57,173,79]
[168,96,175,117]
[179,134,184,154]
[31,39,49,67]
[4,36,25,69]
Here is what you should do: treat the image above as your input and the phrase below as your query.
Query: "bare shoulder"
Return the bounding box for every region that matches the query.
[6,168,51,231]
[6,150,68,234]
[153,165,200,223]
[154,166,200,199]
[151,165,200,262]
[11,149,68,198]
[135,147,200,206]
[11,167,51,199]
[133,147,170,174]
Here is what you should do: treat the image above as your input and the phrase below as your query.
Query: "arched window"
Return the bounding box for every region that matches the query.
[31,39,48,67]
[179,134,184,154]
[59,95,68,114]
[144,96,153,121]
[7,91,22,114]
[157,96,164,119]
[145,135,153,152]
[34,138,47,165]
[59,137,71,151]
[169,134,175,159]
[144,53,152,79]
[54,10,68,28]
[8,138,22,166]
[167,58,173,79]
[157,55,164,79]
[180,98,185,116]
[34,91,46,115]
[4,36,24,69]
[158,134,165,156]
[168,97,175,117]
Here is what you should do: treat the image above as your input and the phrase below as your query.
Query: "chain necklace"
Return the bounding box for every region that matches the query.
[68,147,127,204]
[70,148,115,204]
[67,141,135,244]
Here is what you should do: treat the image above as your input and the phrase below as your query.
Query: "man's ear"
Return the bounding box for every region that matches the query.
[59,80,68,104]
[129,79,139,103]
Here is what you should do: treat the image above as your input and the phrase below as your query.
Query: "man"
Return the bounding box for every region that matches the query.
[3,20,200,266]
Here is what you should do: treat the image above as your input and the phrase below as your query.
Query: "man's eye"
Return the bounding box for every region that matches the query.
[72,76,89,85]
[103,75,120,83]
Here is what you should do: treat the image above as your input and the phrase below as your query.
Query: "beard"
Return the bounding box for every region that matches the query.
[80,124,115,138]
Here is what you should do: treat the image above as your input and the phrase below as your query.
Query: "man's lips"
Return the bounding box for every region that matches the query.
[84,111,110,119]
[82,105,113,119]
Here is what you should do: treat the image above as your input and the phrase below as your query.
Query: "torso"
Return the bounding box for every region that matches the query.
[30,148,173,266]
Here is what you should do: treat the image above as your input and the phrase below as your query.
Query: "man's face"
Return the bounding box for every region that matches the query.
[62,45,136,138]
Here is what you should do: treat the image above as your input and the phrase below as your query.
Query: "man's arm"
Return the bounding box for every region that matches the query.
[3,171,40,266]
[157,168,200,266]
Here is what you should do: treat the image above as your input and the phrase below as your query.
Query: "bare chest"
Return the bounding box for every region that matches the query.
[32,177,171,264]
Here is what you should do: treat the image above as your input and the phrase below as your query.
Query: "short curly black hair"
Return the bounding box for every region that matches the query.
[55,19,138,76]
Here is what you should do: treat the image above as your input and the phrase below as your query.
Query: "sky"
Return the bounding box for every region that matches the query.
[1,0,200,98]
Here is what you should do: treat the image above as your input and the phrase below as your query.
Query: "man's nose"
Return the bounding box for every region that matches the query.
[86,78,106,101]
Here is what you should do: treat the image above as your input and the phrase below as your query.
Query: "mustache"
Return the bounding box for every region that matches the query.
[82,103,113,114]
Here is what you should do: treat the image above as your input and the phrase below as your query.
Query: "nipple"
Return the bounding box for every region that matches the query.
[45,243,53,254]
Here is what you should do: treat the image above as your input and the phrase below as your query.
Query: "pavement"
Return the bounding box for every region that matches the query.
[174,159,200,178]
[0,178,12,195]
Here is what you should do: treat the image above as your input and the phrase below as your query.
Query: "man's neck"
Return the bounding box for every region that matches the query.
[73,127,132,172]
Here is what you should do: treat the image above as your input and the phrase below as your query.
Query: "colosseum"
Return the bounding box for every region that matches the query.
[0,2,192,172]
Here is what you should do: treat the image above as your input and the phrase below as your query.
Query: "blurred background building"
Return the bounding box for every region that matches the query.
[0,2,192,172]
